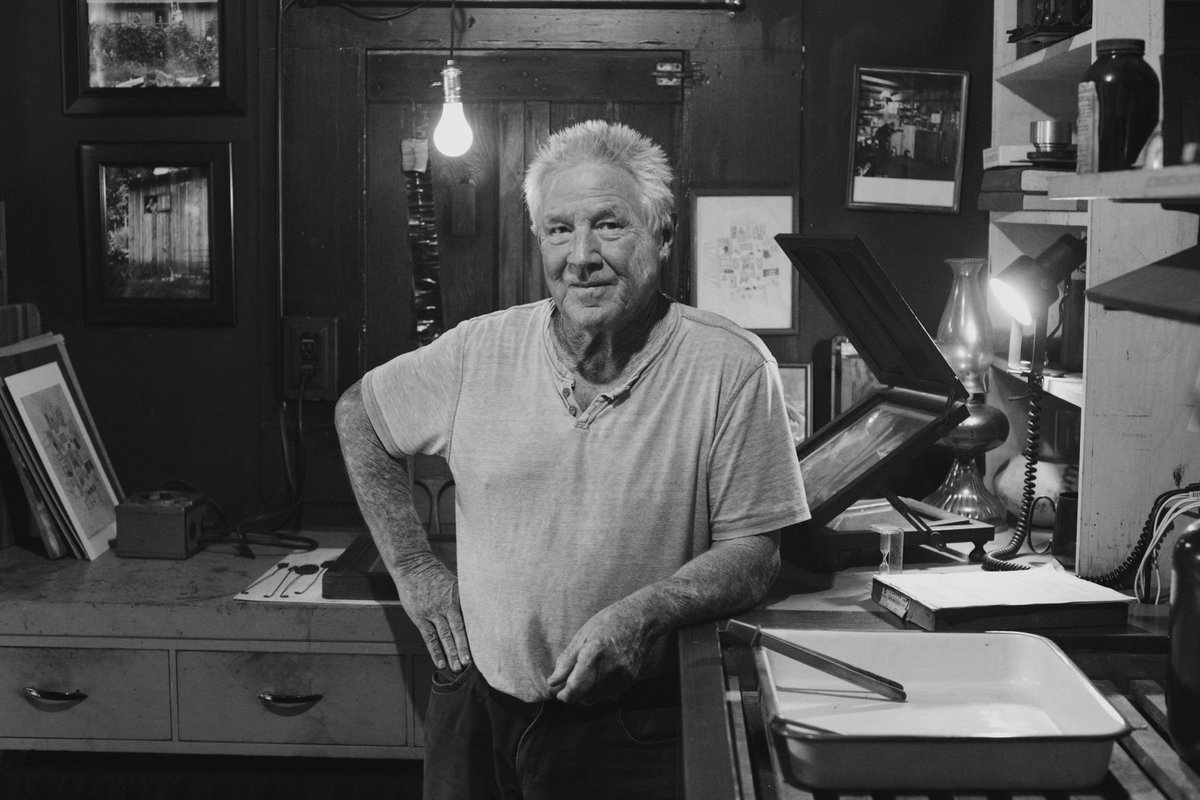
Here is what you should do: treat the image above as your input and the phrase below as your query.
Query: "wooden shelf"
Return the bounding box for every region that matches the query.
[1048,165,1200,202]
[996,359,1083,407]
[990,209,1090,227]
[995,29,1094,87]
[1044,373,1084,406]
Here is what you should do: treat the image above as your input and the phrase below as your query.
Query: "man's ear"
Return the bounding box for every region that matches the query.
[659,214,676,260]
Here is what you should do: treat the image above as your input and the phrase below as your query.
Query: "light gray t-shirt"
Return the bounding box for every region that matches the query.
[362,298,809,700]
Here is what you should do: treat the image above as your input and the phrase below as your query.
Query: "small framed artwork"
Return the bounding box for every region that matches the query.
[689,189,798,334]
[60,0,245,115]
[830,335,880,418]
[847,66,969,213]
[79,142,235,326]
[0,332,123,560]
[777,363,813,448]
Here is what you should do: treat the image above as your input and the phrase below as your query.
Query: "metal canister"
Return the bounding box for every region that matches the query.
[1169,528,1200,769]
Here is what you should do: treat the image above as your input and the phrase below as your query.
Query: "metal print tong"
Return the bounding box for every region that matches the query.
[722,619,908,702]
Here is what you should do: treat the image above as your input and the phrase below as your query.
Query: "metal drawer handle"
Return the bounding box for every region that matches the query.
[23,686,88,703]
[257,690,323,707]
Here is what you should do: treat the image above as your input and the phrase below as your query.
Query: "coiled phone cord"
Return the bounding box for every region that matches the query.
[1083,482,1200,589]
[982,378,1045,571]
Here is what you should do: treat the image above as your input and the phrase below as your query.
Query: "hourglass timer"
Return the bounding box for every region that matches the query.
[874,524,904,575]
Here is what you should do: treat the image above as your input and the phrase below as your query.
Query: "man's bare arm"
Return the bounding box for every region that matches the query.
[547,531,779,704]
[334,380,470,671]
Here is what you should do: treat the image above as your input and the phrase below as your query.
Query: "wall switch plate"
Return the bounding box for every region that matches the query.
[283,316,339,401]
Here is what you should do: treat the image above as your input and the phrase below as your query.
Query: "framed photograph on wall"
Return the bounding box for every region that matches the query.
[778,363,813,447]
[60,0,245,115]
[846,66,969,213]
[79,142,235,326]
[689,189,798,334]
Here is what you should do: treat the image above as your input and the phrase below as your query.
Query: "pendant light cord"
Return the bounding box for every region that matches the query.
[449,0,456,60]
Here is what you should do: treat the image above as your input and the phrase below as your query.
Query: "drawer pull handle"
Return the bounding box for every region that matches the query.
[23,686,88,703]
[258,691,323,707]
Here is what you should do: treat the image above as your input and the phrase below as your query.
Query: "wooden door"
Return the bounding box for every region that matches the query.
[363,50,685,367]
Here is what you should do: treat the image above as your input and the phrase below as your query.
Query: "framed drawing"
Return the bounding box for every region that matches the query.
[79,142,235,326]
[689,189,798,334]
[0,333,123,560]
[60,0,245,115]
[778,363,812,447]
[847,66,969,213]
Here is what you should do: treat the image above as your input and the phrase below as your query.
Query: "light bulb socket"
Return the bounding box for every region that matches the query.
[441,60,463,104]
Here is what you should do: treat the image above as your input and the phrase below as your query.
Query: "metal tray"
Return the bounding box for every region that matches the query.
[754,628,1130,791]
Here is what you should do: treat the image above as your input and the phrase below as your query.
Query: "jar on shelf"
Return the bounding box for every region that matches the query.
[1077,38,1161,172]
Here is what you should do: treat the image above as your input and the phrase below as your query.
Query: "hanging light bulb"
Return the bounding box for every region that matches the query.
[433,60,473,157]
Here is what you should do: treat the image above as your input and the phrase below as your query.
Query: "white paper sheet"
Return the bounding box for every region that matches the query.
[236,546,401,605]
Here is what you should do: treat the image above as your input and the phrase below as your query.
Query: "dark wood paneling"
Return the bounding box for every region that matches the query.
[497,101,529,309]
[434,104,501,328]
[364,103,413,370]
[521,102,551,304]
[367,51,683,104]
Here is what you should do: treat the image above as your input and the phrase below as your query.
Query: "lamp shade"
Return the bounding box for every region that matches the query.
[989,234,1087,325]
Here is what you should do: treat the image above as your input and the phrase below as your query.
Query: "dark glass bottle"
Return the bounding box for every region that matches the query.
[1169,529,1200,770]
[1080,38,1160,171]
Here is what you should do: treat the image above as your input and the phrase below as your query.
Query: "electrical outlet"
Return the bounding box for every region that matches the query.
[283,316,339,401]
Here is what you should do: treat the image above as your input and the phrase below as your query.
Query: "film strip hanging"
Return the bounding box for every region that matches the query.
[405,167,445,345]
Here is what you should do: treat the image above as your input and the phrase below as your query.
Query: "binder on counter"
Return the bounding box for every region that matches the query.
[871,570,1134,631]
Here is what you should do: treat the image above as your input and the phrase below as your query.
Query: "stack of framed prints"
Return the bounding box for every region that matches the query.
[0,333,123,559]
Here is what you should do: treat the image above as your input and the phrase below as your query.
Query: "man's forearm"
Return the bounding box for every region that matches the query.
[624,533,780,642]
[336,381,471,670]
[334,381,436,575]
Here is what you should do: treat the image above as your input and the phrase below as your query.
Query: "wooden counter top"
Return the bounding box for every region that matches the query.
[0,531,417,645]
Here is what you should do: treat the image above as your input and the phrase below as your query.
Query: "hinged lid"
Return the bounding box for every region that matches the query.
[775,234,969,528]
[776,234,967,401]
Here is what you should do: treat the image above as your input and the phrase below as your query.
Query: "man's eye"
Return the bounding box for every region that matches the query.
[595,221,626,239]
[543,225,571,244]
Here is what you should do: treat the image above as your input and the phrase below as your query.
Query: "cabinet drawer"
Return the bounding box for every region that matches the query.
[0,646,171,741]
[177,650,408,746]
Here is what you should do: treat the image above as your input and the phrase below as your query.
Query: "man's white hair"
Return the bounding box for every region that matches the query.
[524,120,675,235]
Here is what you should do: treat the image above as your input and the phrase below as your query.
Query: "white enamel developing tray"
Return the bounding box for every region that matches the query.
[754,629,1130,791]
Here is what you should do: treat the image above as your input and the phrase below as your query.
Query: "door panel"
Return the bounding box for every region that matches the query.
[364,50,684,365]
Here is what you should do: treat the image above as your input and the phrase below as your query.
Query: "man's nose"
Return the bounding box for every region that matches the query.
[567,225,601,267]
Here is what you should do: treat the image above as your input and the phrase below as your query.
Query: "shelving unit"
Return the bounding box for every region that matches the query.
[987,1,1200,577]
[1049,164,1200,202]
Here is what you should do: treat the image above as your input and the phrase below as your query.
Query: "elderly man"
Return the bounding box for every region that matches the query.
[336,120,808,799]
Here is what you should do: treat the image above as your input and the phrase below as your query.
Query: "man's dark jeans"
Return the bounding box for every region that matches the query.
[422,663,680,800]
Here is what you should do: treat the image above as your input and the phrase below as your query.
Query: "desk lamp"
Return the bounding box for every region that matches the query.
[984,233,1087,570]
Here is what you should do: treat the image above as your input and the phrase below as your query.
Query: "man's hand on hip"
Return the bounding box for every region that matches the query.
[396,555,471,673]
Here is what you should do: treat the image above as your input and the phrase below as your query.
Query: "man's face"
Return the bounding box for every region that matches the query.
[536,161,665,336]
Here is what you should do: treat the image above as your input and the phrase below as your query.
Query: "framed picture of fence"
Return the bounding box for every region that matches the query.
[60,0,245,115]
[79,142,235,325]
